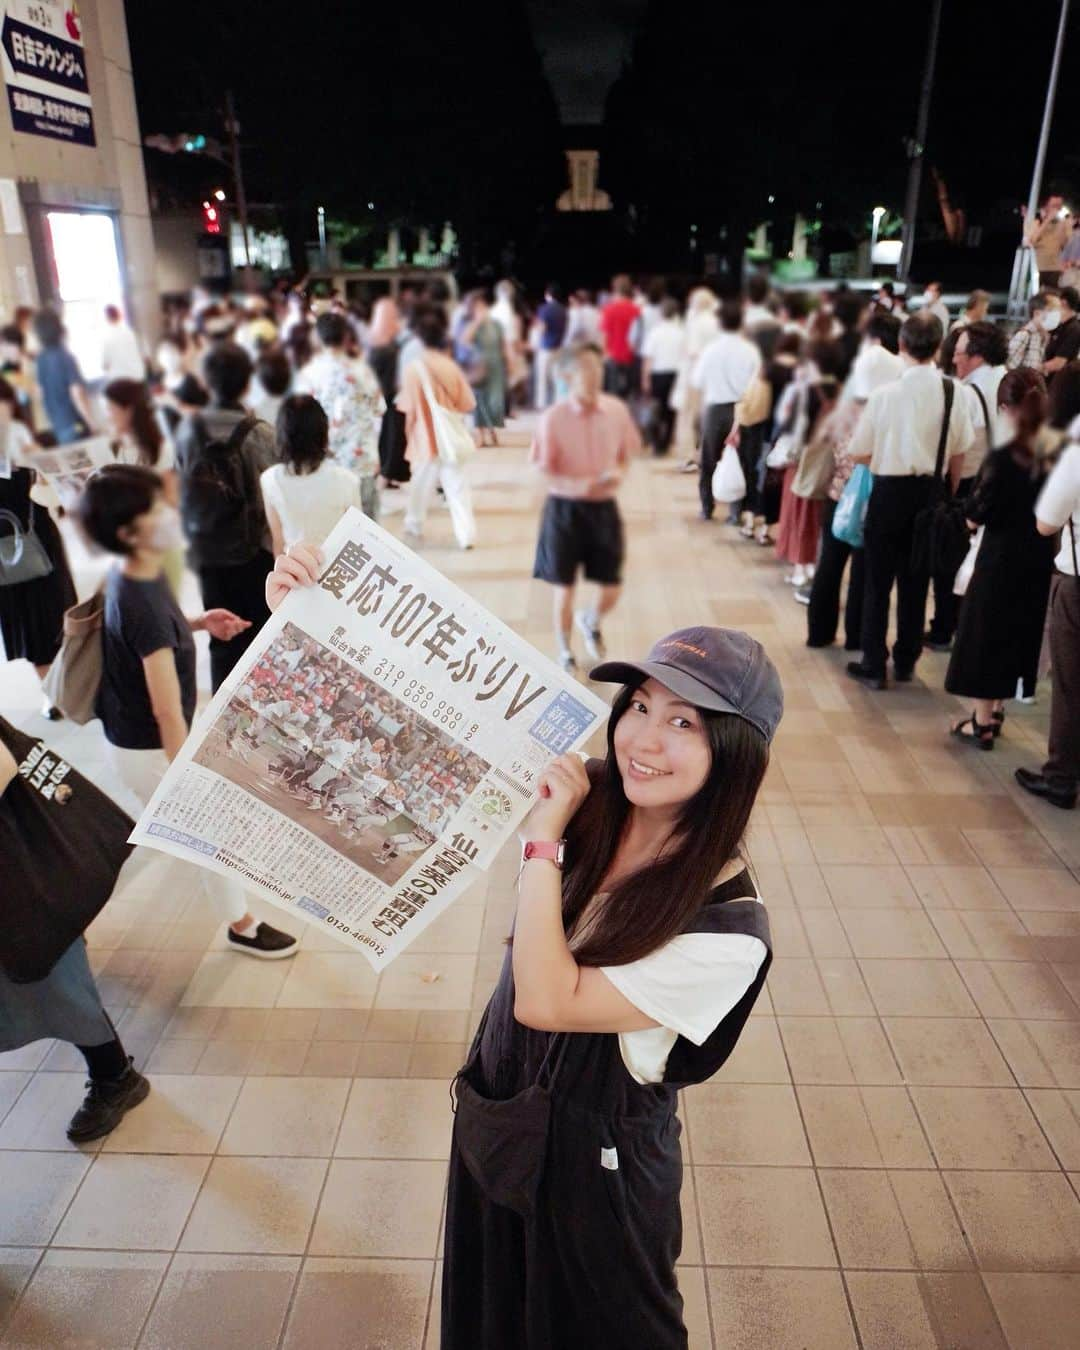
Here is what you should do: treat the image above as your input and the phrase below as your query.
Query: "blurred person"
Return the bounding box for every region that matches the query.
[459,290,509,447]
[1059,217,1080,287]
[533,283,568,411]
[0,379,75,694]
[105,377,182,594]
[640,298,684,455]
[690,298,760,521]
[397,304,477,548]
[926,321,1010,649]
[33,308,98,443]
[154,330,191,396]
[1044,286,1080,381]
[1048,361,1080,434]
[635,279,666,346]
[946,370,1056,748]
[530,342,640,670]
[101,304,145,382]
[491,279,528,405]
[874,281,900,313]
[235,297,277,358]
[1,321,36,421]
[747,330,805,546]
[1025,193,1069,289]
[250,347,292,425]
[950,289,991,333]
[1007,292,1061,371]
[1015,425,1080,809]
[780,290,810,338]
[174,341,278,691]
[743,274,776,330]
[673,286,719,468]
[845,313,976,689]
[0,717,150,1142]
[805,334,903,647]
[833,290,867,381]
[565,288,601,346]
[261,394,361,554]
[599,274,641,401]
[76,464,297,956]
[296,311,384,519]
[367,296,410,486]
[918,281,950,329]
[775,342,842,587]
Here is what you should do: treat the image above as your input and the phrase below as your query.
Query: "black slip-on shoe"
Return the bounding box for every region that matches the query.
[227,922,298,960]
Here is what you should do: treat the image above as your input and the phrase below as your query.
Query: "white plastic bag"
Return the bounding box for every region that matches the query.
[953,525,983,596]
[711,444,747,503]
[415,358,476,466]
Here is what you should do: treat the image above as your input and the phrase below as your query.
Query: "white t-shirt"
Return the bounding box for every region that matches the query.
[102,323,145,381]
[574,891,768,1085]
[691,332,761,407]
[1,419,34,474]
[260,460,361,549]
[113,430,176,472]
[642,319,686,373]
[1036,442,1080,575]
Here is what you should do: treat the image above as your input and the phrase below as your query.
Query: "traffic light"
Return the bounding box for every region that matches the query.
[184,134,207,152]
[201,200,220,235]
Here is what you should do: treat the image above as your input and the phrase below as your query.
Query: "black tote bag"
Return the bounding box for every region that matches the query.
[0,716,135,982]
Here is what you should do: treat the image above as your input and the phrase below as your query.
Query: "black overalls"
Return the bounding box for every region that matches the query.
[442,869,773,1349]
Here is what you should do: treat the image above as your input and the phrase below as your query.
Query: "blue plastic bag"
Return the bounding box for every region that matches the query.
[832,464,872,548]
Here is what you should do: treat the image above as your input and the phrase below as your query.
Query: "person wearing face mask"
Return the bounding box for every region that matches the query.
[75,465,298,959]
[1043,286,1080,382]
[945,370,1057,748]
[1008,292,1061,371]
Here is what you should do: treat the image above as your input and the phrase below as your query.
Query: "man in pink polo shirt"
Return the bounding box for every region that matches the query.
[530,342,641,671]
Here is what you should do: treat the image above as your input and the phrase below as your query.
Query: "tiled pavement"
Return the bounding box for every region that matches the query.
[2,421,1079,1348]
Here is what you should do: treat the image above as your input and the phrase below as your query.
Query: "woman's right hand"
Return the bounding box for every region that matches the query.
[266,543,323,612]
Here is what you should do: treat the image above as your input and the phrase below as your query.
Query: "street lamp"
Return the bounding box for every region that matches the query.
[870,206,886,273]
[317,205,327,268]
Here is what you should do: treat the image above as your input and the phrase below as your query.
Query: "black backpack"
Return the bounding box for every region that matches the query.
[179,414,265,568]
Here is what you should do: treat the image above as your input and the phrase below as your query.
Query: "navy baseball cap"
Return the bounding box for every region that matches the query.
[590,627,784,743]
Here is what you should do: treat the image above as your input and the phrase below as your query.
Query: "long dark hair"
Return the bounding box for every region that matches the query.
[558,685,770,968]
[105,378,164,466]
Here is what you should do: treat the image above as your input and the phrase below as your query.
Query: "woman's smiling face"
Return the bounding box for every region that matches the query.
[612,678,712,811]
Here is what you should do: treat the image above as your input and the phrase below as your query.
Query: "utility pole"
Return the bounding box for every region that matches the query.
[224,90,252,271]
[898,0,944,284]
[1007,0,1071,320]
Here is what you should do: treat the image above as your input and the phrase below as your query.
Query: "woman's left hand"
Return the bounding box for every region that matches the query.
[521,753,591,842]
[200,609,252,642]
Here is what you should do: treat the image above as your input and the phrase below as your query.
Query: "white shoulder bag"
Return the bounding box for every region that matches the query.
[415,358,476,466]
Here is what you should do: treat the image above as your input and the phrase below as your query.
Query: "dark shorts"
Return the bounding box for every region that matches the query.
[532,496,624,587]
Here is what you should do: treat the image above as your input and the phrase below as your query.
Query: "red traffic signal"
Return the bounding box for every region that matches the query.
[201,201,220,235]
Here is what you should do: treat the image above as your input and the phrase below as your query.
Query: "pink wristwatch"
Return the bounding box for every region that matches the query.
[522,839,565,869]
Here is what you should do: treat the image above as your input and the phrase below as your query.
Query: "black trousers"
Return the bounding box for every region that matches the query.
[604,359,637,402]
[198,549,274,692]
[737,422,766,516]
[648,372,677,453]
[927,475,976,644]
[807,498,865,649]
[859,475,935,676]
[698,402,735,519]
[1045,572,1080,791]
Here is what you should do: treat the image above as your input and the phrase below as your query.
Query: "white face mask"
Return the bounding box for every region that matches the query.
[1043,309,1062,331]
[148,504,184,553]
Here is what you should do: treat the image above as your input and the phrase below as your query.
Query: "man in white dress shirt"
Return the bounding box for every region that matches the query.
[845,313,975,688]
[101,305,145,382]
[690,298,760,521]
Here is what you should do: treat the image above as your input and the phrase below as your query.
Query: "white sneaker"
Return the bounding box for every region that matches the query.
[574,610,605,661]
[403,522,423,541]
[558,648,578,673]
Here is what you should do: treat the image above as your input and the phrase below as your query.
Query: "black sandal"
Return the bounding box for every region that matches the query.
[991,709,1005,738]
[950,714,995,751]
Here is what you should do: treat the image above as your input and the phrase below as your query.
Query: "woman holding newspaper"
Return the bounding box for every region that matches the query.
[268,545,778,1350]
[76,464,299,959]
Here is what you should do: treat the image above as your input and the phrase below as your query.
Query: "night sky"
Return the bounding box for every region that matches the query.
[123,0,1080,281]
